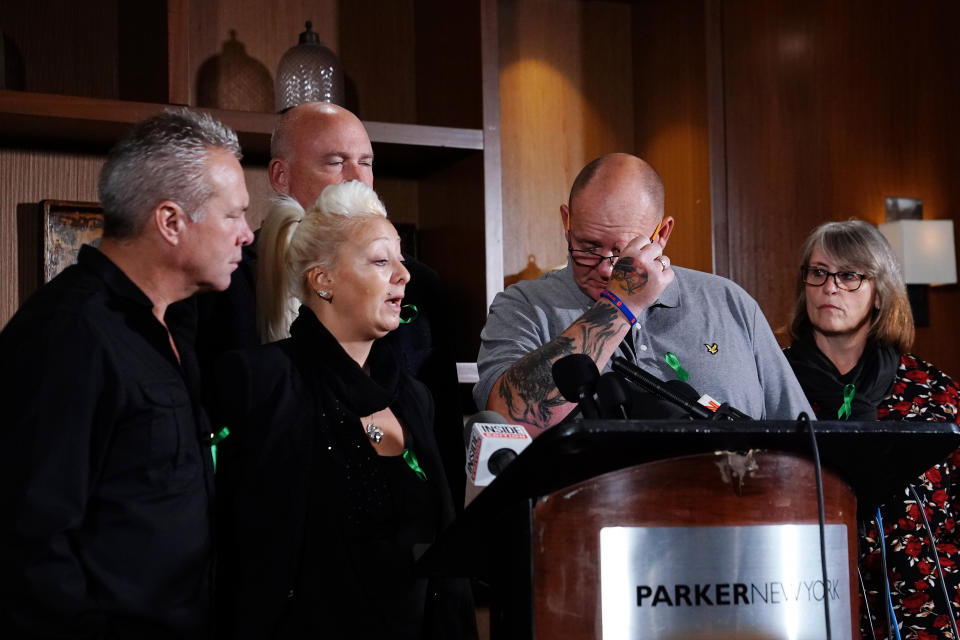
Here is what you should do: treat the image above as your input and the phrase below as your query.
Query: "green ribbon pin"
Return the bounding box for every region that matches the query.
[837,384,855,420]
[664,352,690,383]
[399,304,419,325]
[403,448,427,481]
[211,426,230,471]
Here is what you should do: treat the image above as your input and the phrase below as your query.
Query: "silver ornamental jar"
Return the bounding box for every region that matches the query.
[275,21,345,112]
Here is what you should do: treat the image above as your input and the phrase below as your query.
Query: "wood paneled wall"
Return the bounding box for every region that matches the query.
[711,0,960,377]
[632,0,713,274]
[0,150,103,324]
[498,0,633,279]
[497,0,714,281]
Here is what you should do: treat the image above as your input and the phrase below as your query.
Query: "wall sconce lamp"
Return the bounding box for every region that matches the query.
[878,197,957,327]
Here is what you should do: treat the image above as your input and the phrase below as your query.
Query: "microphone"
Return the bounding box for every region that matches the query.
[595,371,631,419]
[664,379,702,404]
[551,354,601,419]
[463,410,507,448]
[612,357,751,420]
[612,357,713,419]
[464,410,532,505]
[664,379,752,420]
[631,390,696,420]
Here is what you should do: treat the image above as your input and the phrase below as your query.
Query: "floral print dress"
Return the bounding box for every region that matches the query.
[860,354,960,640]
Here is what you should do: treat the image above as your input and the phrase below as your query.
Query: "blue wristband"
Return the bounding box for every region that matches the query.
[600,289,637,326]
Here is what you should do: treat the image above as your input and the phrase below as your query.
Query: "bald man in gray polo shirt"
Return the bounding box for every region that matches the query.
[475,153,812,433]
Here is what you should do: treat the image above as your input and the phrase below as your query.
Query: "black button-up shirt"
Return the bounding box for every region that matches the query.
[0,246,215,638]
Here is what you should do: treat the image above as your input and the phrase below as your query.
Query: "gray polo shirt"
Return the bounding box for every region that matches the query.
[474,264,813,420]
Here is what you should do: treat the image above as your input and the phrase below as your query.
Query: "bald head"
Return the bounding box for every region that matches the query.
[568,153,664,224]
[560,153,673,300]
[268,102,374,209]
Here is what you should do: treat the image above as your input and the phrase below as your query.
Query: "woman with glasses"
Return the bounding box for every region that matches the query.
[784,218,959,639]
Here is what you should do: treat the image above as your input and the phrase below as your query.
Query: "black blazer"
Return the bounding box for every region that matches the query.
[213,309,474,639]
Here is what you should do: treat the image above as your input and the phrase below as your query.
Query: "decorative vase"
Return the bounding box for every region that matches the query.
[275,20,344,112]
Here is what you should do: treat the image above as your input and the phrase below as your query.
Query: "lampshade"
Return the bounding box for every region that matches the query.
[878,219,957,285]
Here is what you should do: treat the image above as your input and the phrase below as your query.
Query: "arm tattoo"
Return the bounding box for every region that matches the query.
[610,257,648,294]
[496,302,621,428]
[499,337,574,426]
[576,303,620,362]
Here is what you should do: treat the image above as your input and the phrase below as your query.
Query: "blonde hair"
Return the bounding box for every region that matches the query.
[257,180,388,342]
[787,219,915,352]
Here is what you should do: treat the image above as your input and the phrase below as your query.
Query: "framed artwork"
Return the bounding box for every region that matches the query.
[41,200,104,282]
[18,199,104,304]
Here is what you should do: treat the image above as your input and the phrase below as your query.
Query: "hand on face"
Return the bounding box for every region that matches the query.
[607,235,674,314]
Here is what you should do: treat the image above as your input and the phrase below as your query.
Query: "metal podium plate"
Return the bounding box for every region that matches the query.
[599,524,850,639]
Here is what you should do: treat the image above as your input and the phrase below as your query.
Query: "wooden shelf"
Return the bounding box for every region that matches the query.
[0,90,484,174]
[0,0,501,359]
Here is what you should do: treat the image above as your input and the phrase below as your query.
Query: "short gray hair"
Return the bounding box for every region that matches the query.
[97,108,241,238]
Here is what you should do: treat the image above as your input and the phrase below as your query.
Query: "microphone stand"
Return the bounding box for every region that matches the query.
[611,357,750,421]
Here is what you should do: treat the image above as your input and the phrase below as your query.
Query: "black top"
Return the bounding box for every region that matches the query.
[214,308,475,639]
[0,245,215,639]
[783,330,900,420]
[196,242,466,508]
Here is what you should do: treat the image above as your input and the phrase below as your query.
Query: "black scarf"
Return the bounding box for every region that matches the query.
[785,330,899,420]
[288,306,400,417]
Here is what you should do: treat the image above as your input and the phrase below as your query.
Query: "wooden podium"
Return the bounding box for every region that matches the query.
[419,419,960,639]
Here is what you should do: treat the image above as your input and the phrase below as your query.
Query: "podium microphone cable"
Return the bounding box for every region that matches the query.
[857,565,879,640]
[875,508,902,640]
[799,411,832,640]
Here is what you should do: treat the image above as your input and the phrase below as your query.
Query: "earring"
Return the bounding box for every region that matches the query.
[317,289,331,300]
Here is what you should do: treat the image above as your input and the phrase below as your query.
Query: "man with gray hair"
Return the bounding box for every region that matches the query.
[0,109,253,638]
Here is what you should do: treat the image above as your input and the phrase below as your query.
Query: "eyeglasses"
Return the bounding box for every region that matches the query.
[568,242,619,269]
[800,266,868,291]
[565,217,664,269]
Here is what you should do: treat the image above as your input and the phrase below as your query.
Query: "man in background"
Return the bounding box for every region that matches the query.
[0,109,253,638]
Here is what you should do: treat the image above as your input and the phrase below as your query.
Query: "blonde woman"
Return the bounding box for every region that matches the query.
[215,181,475,639]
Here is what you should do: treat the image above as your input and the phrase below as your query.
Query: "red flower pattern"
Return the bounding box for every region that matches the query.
[906,539,925,558]
[931,489,949,508]
[894,399,916,414]
[932,391,956,406]
[902,590,932,613]
[857,354,960,640]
